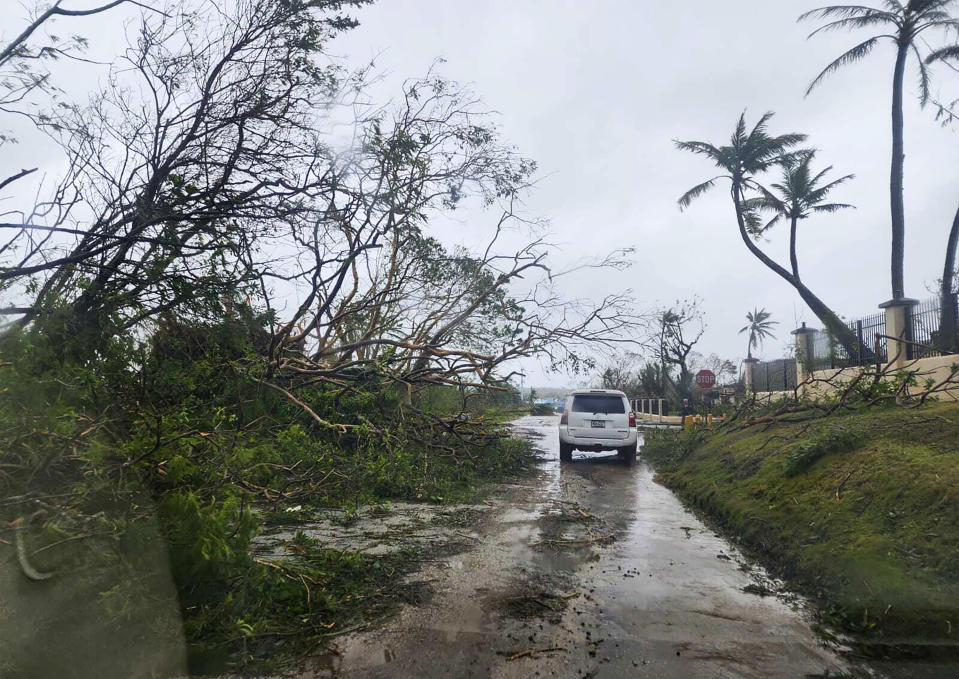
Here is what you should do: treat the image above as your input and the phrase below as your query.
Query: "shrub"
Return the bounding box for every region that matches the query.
[0,320,534,673]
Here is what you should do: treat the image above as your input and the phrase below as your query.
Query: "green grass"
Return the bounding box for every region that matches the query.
[643,402,959,643]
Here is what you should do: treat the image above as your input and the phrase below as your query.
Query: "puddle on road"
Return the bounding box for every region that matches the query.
[291,415,859,678]
[498,416,853,678]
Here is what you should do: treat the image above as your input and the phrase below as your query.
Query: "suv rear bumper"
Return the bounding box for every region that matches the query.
[558,426,637,450]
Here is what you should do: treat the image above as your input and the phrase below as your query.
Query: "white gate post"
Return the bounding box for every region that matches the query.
[879,298,918,370]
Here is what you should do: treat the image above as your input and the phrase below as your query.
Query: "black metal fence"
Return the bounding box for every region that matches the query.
[753,358,798,392]
[809,311,887,371]
[797,295,957,371]
[909,295,958,359]
[751,297,958,390]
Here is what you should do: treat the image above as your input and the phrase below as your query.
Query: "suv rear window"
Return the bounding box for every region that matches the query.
[570,395,625,414]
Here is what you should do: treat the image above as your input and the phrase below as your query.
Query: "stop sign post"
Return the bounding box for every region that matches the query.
[695,369,716,391]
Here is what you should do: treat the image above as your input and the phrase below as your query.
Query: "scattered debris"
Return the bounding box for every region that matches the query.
[742,583,774,597]
[255,502,488,558]
[531,533,615,548]
[498,590,577,621]
[503,646,567,661]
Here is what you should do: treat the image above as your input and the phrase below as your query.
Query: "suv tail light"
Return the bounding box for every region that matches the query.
[628,412,636,427]
[560,410,568,425]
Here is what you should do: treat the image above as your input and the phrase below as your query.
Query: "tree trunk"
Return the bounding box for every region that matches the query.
[789,215,800,280]
[940,203,959,353]
[732,186,865,358]
[678,364,692,402]
[791,278,857,355]
[890,42,909,300]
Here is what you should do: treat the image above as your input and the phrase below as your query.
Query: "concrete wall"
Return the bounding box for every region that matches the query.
[754,355,959,403]
[750,390,796,404]
[748,306,959,404]
[802,366,869,401]
[898,355,959,402]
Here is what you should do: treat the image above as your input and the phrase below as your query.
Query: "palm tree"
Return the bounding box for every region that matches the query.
[926,47,959,351]
[675,112,862,355]
[740,308,778,360]
[801,0,959,301]
[941,206,959,351]
[750,152,855,281]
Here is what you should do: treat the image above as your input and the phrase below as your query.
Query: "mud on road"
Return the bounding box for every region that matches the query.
[302,415,853,678]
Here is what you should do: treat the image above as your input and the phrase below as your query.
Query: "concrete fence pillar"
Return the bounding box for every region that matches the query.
[791,323,818,397]
[743,357,758,394]
[879,298,918,369]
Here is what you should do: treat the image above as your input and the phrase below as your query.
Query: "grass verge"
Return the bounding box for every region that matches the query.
[642,401,959,651]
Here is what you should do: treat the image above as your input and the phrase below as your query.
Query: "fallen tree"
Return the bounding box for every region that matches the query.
[0,2,643,673]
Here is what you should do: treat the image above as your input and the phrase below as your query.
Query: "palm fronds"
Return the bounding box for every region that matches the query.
[802,0,959,98]
[677,176,723,210]
[675,112,806,217]
[799,5,897,22]
[739,308,779,359]
[927,44,959,62]
[753,152,855,221]
[912,43,932,105]
[806,36,882,95]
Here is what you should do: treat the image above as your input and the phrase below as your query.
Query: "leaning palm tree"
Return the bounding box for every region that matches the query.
[751,152,855,281]
[927,46,959,351]
[801,0,959,301]
[676,111,862,356]
[939,206,959,352]
[739,308,778,360]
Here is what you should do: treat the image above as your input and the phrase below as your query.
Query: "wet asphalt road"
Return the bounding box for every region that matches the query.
[318,415,850,678]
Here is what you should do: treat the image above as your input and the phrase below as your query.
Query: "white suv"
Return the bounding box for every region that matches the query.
[558,389,637,464]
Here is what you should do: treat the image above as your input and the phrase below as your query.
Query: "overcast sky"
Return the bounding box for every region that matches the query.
[328,0,959,386]
[7,1,958,388]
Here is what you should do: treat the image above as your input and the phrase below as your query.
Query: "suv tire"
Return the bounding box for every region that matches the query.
[619,444,636,466]
[559,442,573,463]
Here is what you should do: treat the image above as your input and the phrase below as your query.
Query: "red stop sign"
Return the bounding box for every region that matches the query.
[695,369,716,390]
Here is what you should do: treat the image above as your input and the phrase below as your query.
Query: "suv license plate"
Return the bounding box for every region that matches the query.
[590,420,605,428]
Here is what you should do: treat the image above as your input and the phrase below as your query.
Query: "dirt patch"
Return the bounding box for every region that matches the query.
[497,591,575,621]
[530,498,615,552]
[430,506,489,529]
